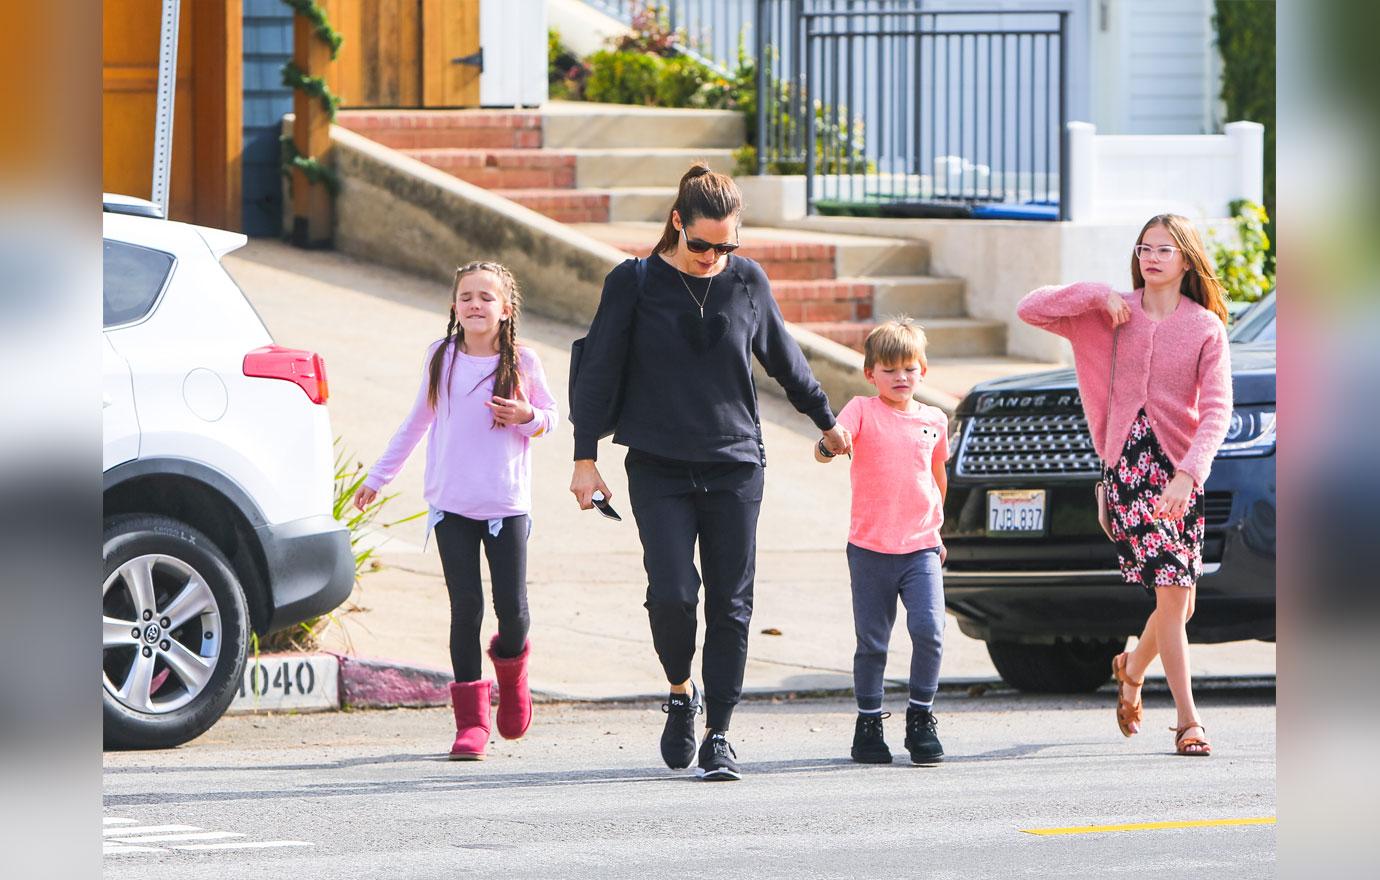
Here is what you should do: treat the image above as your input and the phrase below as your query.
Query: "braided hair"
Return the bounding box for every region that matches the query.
[425,261,524,428]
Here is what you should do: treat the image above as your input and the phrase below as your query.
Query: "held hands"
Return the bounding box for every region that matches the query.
[570,460,612,510]
[1152,471,1196,521]
[1105,291,1131,328]
[352,484,378,512]
[821,424,853,456]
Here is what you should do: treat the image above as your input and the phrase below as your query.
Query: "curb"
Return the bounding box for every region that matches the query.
[227,653,1275,715]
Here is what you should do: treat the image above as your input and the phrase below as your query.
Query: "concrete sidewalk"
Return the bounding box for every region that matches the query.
[226,240,1276,701]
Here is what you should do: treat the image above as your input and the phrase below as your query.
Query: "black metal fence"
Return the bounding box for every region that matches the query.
[757,2,1069,219]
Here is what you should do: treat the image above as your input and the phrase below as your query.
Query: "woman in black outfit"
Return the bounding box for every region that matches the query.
[569,165,851,780]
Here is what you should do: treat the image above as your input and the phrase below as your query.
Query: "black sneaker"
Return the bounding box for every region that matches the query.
[904,706,944,764]
[696,730,741,781]
[660,682,702,770]
[851,712,893,764]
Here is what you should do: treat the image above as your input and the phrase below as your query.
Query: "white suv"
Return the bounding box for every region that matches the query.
[102,195,352,749]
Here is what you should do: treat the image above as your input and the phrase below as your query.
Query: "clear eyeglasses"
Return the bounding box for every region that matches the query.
[1133,244,1181,261]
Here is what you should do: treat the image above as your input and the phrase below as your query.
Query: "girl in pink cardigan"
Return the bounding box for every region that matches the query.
[1018,215,1232,757]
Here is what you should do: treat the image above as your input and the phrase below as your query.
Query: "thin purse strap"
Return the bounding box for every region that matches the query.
[1100,325,1121,472]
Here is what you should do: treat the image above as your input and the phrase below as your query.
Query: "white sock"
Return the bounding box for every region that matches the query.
[858,707,883,716]
[909,698,933,710]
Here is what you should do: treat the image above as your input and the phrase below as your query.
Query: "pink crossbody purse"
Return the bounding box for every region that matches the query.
[1095,326,1121,541]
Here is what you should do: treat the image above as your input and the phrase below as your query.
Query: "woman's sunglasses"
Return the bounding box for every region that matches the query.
[681,227,740,256]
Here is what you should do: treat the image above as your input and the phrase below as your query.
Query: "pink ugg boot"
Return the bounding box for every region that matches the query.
[487,636,532,740]
[447,680,492,760]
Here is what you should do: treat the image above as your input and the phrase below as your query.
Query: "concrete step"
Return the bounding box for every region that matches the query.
[337,110,542,150]
[924,356,1067,403]
[541,101,746,149]
[866,276,967,319]
[606,187,680,223]
[570,147,738,188]
[799,318,1007,358]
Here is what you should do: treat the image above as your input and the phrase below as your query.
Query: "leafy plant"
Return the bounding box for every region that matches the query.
[256,439,423,652]
[585,49,664,105]
[1214,0,1275,262]
[608,2,679,57]
[548,29,589,100]
[1211,199,1275,304]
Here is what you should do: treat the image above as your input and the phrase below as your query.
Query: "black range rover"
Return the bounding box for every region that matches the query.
[941,293,1276,692]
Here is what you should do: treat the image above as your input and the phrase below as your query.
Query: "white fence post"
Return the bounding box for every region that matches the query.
[1064,121,1096,223]
[1224,121,1265,207]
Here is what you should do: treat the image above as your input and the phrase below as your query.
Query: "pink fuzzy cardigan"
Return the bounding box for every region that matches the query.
[1017,282,1232,487]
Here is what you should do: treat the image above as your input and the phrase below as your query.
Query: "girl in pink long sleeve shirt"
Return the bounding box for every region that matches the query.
[353,262,557,761]
[1018,215,1232,758]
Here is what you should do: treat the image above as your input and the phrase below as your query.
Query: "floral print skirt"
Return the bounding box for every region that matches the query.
[1104,409,1206,592]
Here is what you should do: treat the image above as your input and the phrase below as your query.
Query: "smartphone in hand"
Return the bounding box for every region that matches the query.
[591,490,622,522]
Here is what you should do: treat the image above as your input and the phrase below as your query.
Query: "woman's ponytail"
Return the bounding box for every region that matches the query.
[653,162,742,255]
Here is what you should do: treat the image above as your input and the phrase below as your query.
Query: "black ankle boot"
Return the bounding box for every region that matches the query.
[851,712,893,764]
[904,706,944,764]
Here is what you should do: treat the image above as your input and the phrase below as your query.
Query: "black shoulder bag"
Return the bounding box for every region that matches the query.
[569,256,646,441]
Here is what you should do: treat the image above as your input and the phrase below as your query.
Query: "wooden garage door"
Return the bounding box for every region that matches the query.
[102,0,240,228]
[333,0,479,108]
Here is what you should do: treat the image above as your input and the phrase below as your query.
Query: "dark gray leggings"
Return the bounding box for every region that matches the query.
[846,543,944,711]
[433,512,530,682]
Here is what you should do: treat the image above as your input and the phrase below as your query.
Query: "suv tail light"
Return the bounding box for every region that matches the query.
[243,345,329,404]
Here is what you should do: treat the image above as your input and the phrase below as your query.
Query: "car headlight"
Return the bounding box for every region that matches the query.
[1217,408,1275,457]
[947,415,966,462]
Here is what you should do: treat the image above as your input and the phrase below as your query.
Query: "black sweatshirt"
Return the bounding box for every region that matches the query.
[572,253,836,464]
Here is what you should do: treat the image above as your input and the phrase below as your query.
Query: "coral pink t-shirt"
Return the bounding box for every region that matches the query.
[835,395,948,554]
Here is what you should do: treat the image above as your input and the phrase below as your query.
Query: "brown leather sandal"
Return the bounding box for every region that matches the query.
[1111,652,1144,738]
[1172,722,1212,756]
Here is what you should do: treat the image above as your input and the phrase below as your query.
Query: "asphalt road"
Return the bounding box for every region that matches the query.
[103,686,1275,878]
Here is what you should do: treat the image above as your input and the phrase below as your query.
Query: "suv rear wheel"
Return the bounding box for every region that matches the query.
[986,637,1126,693]
[102,515,249,749]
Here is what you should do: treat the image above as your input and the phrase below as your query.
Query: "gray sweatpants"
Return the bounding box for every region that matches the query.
[846,543,945,711]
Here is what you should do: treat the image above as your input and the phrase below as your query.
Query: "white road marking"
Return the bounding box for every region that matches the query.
[103,824,202,836]
[104,843,165,855]
[103,817,138,826]
[109,831,245,843]
[168,841,315,851]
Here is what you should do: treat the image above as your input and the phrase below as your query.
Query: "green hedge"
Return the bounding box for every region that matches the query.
[1214,1,1275,229]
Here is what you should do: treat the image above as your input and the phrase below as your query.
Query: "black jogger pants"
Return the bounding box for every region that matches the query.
[625,448,764,731]
[433,512,530,682]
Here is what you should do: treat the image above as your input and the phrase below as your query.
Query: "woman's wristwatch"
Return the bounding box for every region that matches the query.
[817,437,838,458]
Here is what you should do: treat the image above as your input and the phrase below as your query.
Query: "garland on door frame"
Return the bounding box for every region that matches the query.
[280,0,343,195]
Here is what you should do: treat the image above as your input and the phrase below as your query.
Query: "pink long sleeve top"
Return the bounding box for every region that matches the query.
[1016,282,1232,487]
[364,342,558,520]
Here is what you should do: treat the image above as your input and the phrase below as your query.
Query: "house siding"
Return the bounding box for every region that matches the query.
[242,0,295,236]
[1122,0,1213,134]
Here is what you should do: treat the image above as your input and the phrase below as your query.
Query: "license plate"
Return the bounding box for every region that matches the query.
[987,489,1047,537]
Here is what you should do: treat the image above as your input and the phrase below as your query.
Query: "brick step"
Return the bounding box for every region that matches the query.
[404,148,577,190]
[799,317,1007,357]
[336,110,543,150]
[603,239,836,279]
[495,188,609,224]
[493,187,682,224]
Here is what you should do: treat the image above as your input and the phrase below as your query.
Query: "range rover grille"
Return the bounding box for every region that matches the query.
[957,413,1100,477]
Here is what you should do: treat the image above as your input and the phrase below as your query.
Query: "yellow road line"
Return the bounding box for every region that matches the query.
[1022,817,1276,836]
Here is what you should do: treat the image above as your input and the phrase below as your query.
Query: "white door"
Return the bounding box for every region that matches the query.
[480,0,547,107]
[103,334,140,471]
